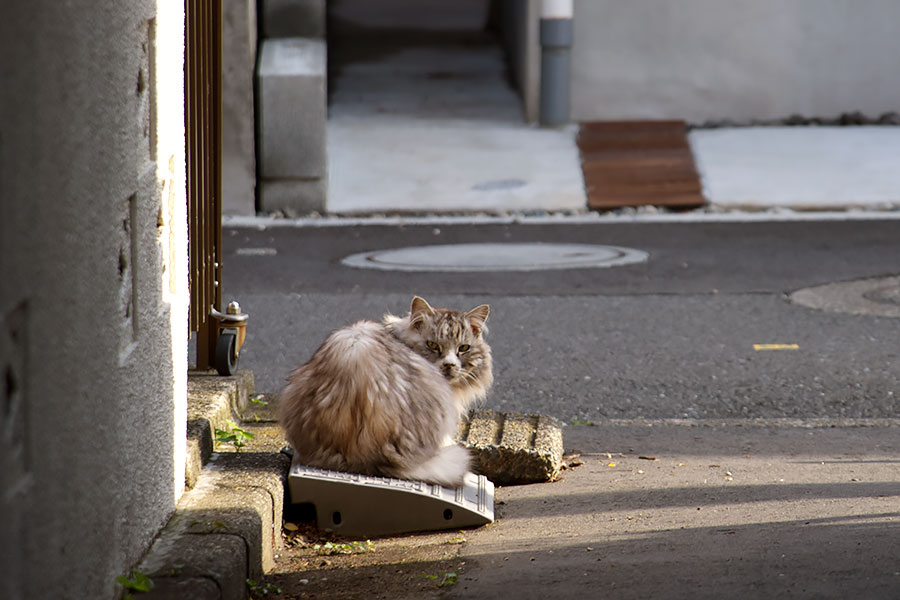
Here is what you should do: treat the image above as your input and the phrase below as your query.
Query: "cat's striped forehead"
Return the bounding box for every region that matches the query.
[428,310,470,340]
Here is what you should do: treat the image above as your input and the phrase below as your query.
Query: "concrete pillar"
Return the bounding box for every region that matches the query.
[257,37,328,214]
[539,0,573,126]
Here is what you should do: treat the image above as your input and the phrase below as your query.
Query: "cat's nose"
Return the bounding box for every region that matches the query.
[441,362,455,373]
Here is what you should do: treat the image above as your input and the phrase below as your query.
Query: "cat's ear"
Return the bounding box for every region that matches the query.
[466,304,490,336]
[410,296,435,329]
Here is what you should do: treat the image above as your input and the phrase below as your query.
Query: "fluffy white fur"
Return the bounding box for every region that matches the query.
[279,297,492,487]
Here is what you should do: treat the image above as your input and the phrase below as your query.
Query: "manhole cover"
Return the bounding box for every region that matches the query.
[341,243,648,272]
[789,276,900,318]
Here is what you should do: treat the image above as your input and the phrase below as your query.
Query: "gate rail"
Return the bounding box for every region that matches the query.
[185,0,247,374]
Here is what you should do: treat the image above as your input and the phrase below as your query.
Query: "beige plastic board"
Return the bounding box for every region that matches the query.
[288,458,494,537]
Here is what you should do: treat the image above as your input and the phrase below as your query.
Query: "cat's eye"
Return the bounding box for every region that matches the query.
[426,341,441,352]
[458,344,470,353]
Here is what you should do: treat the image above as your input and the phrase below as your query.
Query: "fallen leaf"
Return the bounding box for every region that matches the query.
[283,522,299,532]
[638,456,658,461]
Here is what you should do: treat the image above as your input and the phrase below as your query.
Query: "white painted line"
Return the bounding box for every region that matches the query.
[235,247,278,256]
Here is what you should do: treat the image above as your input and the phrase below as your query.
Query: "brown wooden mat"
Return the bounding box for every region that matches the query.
[578,120,705,210]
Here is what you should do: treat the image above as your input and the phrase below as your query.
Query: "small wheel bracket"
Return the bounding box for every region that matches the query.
[211,301,249,376]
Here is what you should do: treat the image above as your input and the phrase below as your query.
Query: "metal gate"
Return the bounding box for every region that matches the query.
[185,0,247,374]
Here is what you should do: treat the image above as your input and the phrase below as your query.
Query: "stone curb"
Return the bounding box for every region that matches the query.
[185,370,255,488]
[460,409,565,485]
[137,372,289,599]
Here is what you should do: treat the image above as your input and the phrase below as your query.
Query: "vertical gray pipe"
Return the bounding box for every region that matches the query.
[539,16,573,126]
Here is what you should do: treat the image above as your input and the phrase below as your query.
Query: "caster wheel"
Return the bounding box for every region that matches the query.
[215,332,237,376]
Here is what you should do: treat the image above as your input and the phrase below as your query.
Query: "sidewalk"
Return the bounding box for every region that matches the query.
[266,421,900,599]
[326,122,900,216]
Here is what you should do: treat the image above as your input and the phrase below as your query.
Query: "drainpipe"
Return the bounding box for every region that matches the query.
[539,0,573,127]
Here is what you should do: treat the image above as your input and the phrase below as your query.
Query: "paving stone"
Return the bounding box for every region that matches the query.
[178,451,290,577]
[459,409,564,485]
[139,533,247,600]
[186,370,256,488]
[141,373,287,600]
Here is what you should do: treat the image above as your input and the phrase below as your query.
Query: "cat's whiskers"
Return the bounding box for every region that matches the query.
[459,369,481,385]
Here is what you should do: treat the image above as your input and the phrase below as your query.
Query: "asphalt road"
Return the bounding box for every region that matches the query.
[221,219,900,422]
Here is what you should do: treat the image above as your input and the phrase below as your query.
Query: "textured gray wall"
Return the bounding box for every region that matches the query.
[0,2,188,599]
[570,0,900,122]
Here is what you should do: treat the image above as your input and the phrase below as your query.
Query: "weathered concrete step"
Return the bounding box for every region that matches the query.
[131,373,290,599]
[186,370,257,489]
[459,409,565,485]
[139,450,290,599]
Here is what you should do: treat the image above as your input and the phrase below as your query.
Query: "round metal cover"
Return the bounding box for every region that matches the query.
[341,243,648,272]
[789,275,900,318]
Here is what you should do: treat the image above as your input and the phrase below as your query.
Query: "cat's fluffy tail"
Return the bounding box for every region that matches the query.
[401,444,471,488]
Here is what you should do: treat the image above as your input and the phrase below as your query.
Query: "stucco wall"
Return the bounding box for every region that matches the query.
[570,0,900,122]
[0,2,188,599]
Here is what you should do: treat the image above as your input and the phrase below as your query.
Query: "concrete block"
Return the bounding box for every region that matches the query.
[175,467,278,577]
[222,0,258,215]
[262,0,326,38]
[186,370,256,488]
[257,38,327,179]
[459,409,564,485]
[258,178,326,214]
[139,533,247,600]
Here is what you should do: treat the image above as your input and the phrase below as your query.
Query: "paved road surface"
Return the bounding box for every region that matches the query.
[221,218,900,422]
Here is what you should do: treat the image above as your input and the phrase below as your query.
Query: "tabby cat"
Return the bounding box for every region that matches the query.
[279,296,493,487]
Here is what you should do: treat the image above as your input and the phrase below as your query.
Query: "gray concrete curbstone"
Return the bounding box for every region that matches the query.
[135,370,291,599]
[460,409,564,485]
[186,370,256,488]
[139,532,248,600]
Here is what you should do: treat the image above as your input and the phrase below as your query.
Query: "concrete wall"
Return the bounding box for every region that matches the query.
[570,0,900,122]
[0,1,189,599]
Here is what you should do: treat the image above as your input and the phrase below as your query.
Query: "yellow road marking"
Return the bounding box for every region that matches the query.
[753,344,800,351]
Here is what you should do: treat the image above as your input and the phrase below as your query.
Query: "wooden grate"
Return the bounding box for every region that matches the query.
[578,120,705,210]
